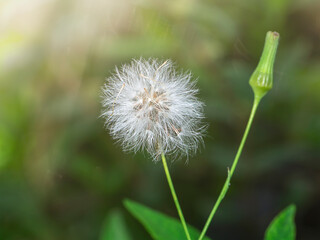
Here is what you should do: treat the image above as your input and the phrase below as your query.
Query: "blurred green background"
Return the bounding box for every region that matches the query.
[0,0,319,239]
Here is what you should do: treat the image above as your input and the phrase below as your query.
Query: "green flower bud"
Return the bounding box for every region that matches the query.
[249,31,280,100]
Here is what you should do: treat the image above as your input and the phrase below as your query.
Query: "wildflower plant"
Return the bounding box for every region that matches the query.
[101,32,297,240]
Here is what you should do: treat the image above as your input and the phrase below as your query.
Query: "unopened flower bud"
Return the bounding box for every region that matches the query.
[249,31,280,100]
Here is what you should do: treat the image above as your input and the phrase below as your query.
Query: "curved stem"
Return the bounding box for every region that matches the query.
[161,153,192,240]
[198,97,261,240]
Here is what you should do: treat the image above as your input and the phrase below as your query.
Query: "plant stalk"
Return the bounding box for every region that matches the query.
[198,96,261,240]
[161,153,192,240]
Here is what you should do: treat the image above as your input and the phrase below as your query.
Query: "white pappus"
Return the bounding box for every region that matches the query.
[101,58,206,160]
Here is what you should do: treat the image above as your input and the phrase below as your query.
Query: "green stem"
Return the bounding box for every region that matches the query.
[198,96,261,240]
[161,153,192,240]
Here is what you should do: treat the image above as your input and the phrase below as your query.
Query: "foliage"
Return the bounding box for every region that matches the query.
[124,199,211,240]
[100,210,132,240]
[265,205,296,240]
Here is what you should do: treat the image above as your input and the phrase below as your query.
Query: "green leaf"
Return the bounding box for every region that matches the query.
[265,205,296,240]
[124,199,211,240]
[100,209,132,240]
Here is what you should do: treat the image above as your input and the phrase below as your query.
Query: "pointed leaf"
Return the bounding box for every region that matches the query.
[265,205,296,240]
[124,199,211,240]
[100,209,132,240]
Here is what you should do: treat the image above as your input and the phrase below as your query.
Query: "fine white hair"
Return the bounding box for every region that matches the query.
[101,58,206,160]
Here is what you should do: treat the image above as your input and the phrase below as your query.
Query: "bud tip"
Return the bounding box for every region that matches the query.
[249,31,280,100]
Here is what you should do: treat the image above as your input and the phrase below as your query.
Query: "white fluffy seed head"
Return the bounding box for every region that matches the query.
[101,58,206,160]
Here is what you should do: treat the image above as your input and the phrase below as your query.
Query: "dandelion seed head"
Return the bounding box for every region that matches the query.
[101,58,206,160]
